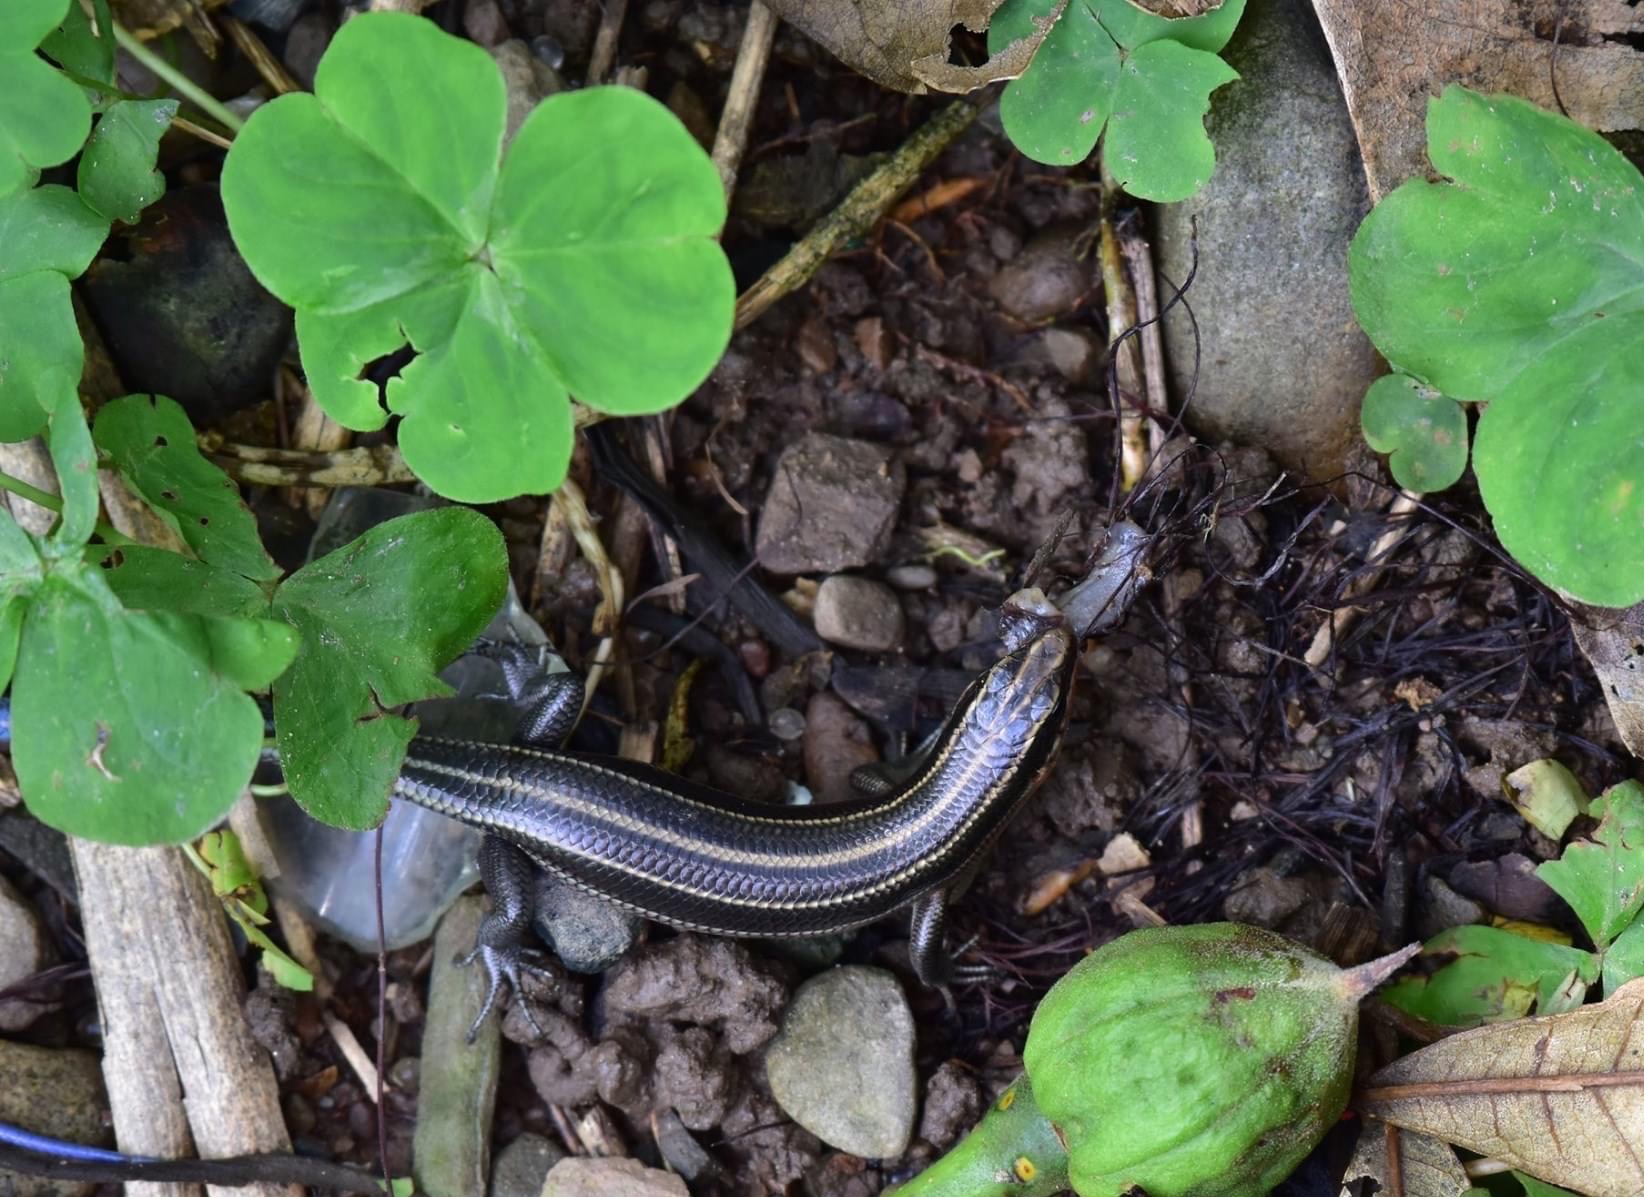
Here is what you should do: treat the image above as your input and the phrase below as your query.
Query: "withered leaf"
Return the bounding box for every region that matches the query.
[1123,0,1225,15]
[762,0,1066,94]
[1340,1126,1470,1197]
[1359,978,1644,1197]
[1311,0,1644,200]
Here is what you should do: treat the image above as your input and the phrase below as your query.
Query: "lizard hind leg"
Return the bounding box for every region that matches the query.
[470,638,583,748]
[459,837,556,1042]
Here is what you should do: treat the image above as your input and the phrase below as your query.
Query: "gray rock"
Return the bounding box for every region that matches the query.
[803,691,878,806]
[1155,0,1379,483]
[813,575,904,652]
[463,0,510,46]
[488,40,566,145]
[0,810,75,902]
[987,223,1094,323]
[1448,854,1563,924]
[755,434,905,575]
[281,10,332,89]
[764,966,916,1159]
[1036,327,1101,386]
[918,1060,983,1151]
[0,1040,108,1197]
[1222,866,1309,928]
[544,1156,687,1197]
[488,1132,565,1197]
[0,872,51,1031]
[414,897,500,1197]
[885,564,937,590]
[1418,875,1486,941]
[534,877,639,974]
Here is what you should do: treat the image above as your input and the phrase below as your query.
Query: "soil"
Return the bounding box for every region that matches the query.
[0,1,1635,1195]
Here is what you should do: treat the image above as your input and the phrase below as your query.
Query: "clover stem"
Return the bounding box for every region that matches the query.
[110,20,246,136]
[0,468,136,548]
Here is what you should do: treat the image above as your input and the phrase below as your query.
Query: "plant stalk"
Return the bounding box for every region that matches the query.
[110,19,246,135]
[0,468,136,547]
[886,1075,1069,1197]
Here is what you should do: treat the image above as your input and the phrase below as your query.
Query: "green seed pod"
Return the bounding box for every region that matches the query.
[1024,922,1416,1197]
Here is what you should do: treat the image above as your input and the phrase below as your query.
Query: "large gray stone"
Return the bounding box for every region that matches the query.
[755,435,905,575]
[1155,0,1378,483]
[764,966,915,1159]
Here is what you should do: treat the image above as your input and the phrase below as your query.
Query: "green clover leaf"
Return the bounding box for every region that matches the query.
[221,12,733,503]
[38,0,114,96]
[94,395,280,582]
[1360,373,1468,492]
[989,0,1243,200]
[1350,87,1644,606]
[1536,781,1644,953]
[0,0,93,197]
[78,98,178,224]
[0,185,109,441]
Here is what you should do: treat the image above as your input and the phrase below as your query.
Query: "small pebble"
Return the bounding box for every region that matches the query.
[534,876,638,974]
[769,707,806,741]
[755,434,905,575]
[803,691,878,804]
[987,223,1093,322]
[885,563,938,590]
[462,0,510,45]
[813,575,904,652]
[544,1156,686,1197]
[1037,326,1101,386]
[490,1132,566,1197]
[765,966,916,1159]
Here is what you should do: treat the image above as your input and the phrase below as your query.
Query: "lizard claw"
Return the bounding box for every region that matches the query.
[458,941,554,1043]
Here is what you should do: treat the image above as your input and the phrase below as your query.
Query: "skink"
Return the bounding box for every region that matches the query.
[402,583,1078,1000]
[0,521,1147,1178]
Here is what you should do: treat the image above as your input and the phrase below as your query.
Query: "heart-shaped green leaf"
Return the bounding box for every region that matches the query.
[1360,372,1468,492]
[989,0,1243,200]
[78,98,177,224]
[1350,87,1644,606]
[0,185,108,441]
[221,12,733,502]
[0,0,93,197]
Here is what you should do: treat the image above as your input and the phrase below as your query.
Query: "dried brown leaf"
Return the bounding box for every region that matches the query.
[1123,0,1225,15]
[1569,601,1644,760]
[1359,977,1644,1197]
[762,0,1065,94]
[1341,1125,1470,1197]
[1312,0,1644,200]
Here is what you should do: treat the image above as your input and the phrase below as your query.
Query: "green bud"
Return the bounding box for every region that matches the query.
[1025,923,1416,1197]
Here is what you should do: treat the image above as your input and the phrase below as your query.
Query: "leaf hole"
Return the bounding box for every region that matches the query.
[153,435,168,448]
[357,344,418,414]
[161,489,178,501]
[198,516,210,527]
